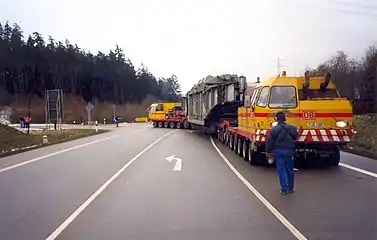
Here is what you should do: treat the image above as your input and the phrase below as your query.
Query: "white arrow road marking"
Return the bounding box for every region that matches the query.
[165,155,182,171]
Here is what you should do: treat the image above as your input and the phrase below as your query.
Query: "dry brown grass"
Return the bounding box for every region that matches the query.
[5,94,158,123]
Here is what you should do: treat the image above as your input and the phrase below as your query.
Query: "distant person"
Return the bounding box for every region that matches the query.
[114,115,120,127]
[20,116,25,128]
[24,115,30,129]
[265,111,298,195]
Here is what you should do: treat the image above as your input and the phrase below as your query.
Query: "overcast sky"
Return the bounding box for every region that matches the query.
[1,0,377,92]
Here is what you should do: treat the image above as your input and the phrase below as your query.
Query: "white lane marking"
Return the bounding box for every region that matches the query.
[0,135,120,174]
[45,130,177,240]
[339,163,377,178]
[210,137,307,240]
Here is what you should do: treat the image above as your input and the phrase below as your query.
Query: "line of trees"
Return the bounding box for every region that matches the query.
[307,45,377,114]
[0,21,182,106]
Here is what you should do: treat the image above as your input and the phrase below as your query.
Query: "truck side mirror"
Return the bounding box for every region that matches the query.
[244,96,251,107]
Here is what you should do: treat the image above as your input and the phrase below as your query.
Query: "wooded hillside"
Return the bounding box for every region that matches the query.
[0,21,182,122]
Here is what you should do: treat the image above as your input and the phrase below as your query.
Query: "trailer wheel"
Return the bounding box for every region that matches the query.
[164,121,169,128]
[329,146,341,166]
[222,130,227,144]
[176,122,182,129]
[232,134,238,153]
[217,129,222,142]
[233,135,238,152]
[152,121,158,128]
[248,143,261,166]
[158,122,163,128]
[237,137,243,157]
[248,147,254,165]
[229,134,235,150]
[183,120,190,129]
[220,130,226,143]
[242,140,249,161]
[223,129,229,145]
[169,121,176,128]
[224,130,229,146]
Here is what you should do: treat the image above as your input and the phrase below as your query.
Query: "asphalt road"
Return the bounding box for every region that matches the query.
[0,123,376,240]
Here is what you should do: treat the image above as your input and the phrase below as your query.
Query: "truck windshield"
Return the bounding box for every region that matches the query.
[174,106,183,111]
[298,89,339,100]
[269,86,297,108]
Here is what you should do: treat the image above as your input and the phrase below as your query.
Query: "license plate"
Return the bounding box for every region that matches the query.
[307,122,324,127]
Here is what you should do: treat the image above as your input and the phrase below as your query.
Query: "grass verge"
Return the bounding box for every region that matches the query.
[0,124,108,158]
[345,114,377,160]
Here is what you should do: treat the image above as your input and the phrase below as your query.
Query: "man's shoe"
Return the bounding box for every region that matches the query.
[288,189,294,193]
[280,190,288,195]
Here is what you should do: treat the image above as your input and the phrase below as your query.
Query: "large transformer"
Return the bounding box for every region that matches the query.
[185,74,247,134]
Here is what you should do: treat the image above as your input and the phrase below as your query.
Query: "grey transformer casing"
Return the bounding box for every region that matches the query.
[184,74,247,133]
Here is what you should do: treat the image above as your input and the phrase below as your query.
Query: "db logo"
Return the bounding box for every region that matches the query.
[302,111,316,120]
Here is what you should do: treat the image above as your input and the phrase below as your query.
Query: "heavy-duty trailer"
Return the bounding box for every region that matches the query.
[185,74,248,134]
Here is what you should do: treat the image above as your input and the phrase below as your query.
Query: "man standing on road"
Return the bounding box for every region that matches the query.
[266,111,298,195]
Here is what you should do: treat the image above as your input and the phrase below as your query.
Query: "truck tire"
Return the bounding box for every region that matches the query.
[330,146,341,166]
[217,129,222,141]
[158,122,163,128]
[152,121,158,128]
[248,144,261,166]
[220,130,226,143]
[164,121,169,128]
[237,137,243,157]
[229,134,235,150]
[183,120,190,129]
[176,122,182,129]
[224,130,229,146]
[242,140,249,161]
[233,135,238,152]
[169,122,176,128]
[224,131,229,144]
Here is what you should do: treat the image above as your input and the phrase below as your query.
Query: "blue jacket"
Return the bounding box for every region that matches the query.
[265,123,298,153]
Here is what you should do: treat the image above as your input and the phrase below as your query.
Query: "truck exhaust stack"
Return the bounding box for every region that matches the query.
[302,71,310,90]
[320,72,332,90]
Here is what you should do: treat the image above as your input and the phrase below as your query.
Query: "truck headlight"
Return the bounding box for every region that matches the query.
[336,121,347,128]
[271,121,278,127]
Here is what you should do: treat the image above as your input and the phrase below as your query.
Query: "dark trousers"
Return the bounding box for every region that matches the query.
[273,149,294,193]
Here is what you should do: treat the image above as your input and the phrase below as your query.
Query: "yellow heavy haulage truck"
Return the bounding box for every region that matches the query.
[214,71,354,167]
[148,102,190,129]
